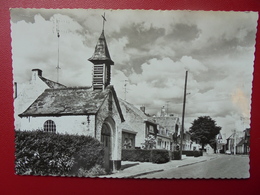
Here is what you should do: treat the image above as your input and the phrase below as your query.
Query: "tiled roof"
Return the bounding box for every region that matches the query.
[152,116,179,132]
[39,76,66,88]
[88,31,114,65]
[119,98,156,124]
[19,86,119,117]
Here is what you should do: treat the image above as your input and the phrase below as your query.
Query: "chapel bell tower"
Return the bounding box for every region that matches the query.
[88,13,114,90]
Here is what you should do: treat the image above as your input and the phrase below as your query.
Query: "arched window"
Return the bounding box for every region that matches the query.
[44,120,56,133]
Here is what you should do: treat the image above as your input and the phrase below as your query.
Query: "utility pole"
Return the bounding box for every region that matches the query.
[234,130,236,155]
[180,71,188,159]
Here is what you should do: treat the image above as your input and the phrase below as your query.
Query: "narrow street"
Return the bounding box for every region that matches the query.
[136,155,249,179]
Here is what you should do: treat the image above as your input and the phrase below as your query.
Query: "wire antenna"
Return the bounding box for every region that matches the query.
[56,19,61,83]
[124,80,128,101]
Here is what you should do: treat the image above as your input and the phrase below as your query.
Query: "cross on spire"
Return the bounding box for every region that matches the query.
[102,13,106,32]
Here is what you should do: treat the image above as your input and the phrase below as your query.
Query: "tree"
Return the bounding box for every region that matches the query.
[141,135,156,149]
[189,116,221,150]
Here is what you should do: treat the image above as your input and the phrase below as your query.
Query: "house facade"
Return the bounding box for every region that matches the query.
[226,130,245,154]
[153,114,180,151]
[119,99,159,149]
[14,69,66,130]
[235,128,250,155]
[156,125,172,150]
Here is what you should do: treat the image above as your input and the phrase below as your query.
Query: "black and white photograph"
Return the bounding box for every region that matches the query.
[11,8,258,178]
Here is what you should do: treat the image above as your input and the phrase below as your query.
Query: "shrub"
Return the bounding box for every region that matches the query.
[122,149,151,162]
[182,150,194,156]
[122,149,170,164]
[15,130,104,176]
[150,149,170,164]
[171,151,181,160]
[194,150,203,157]
[141,135,156,149]
[193,151,201,157]
[181,150,203,157]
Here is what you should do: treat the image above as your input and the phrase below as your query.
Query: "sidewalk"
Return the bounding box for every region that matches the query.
[99,153,219,178]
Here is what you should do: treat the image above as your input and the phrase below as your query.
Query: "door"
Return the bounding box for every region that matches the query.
[101,123,111,172]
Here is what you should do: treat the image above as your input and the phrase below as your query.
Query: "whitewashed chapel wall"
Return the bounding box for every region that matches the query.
[20,115,96,136]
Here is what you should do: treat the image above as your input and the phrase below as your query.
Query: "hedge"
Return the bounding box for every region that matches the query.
[122,149,170,164]
[15,130,104,176]
[170,151,181,160]
[182,150,203,157]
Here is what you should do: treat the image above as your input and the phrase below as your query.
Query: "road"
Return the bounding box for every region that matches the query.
[137,155,250,179]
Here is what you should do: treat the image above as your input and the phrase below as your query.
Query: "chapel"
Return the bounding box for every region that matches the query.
[18,17,124,172]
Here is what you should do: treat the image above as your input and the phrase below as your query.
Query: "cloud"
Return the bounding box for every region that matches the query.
[11,9,258,136]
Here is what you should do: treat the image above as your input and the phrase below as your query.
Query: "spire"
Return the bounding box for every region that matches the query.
[88,13,114,90]
[88,31,114,65]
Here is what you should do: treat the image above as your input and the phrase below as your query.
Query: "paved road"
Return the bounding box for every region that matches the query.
[137,155,250,179]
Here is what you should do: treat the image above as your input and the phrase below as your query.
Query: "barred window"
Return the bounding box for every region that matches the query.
[44,120,56,133]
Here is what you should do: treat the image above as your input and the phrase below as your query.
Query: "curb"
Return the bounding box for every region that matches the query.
[99,169,164,178]
[177,159,207,168]
[177,155,218,168]
[100,155,219,178]
[128,169,164,178]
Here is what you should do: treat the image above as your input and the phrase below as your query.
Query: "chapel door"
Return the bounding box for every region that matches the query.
[101,123,111,172]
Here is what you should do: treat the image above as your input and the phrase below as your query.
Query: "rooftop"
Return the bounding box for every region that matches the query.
[19,86,113,117]
[88,31,114,65]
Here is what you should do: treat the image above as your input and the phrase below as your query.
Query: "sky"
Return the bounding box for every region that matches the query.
[11,9,258,137]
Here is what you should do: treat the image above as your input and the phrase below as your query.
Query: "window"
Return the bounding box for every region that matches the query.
[44,120,56,133]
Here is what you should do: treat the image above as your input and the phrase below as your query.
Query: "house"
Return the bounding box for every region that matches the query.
[178,131,193,151]
[215,132,227,153]
[236,128,250,154]
[153,111,180,150]
[119,99,159,149]
[14,69,66,129]
[226,130,244,154]
[156,125,172,150]
[204,144,214,154]
[243,128,250,154]
[18,23,124,172]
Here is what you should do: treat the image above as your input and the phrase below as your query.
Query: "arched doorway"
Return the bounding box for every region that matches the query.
[101,123,111,172]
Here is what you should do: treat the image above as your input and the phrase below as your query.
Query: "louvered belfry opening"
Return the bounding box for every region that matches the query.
[93,64,104,90]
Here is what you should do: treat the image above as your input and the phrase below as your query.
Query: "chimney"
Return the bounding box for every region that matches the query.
[31,69,42,82]
[140,106,145,113]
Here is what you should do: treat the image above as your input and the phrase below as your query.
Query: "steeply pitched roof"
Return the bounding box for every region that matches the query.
[236,138,245,146]
[119,98,155,124]
[19,85,124,121]
[88,31,114,65]
[152,116,179,132]
[39,76,66,88]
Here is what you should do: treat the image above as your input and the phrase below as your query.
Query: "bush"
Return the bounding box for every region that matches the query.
[15,130,104,176]
[182,150,203,157]
[150,149,170,164]
[171,151,181,160]
[122,149,151,162]
[122,149,170,164]
[182,150,194,156]
[193,150,203,157]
